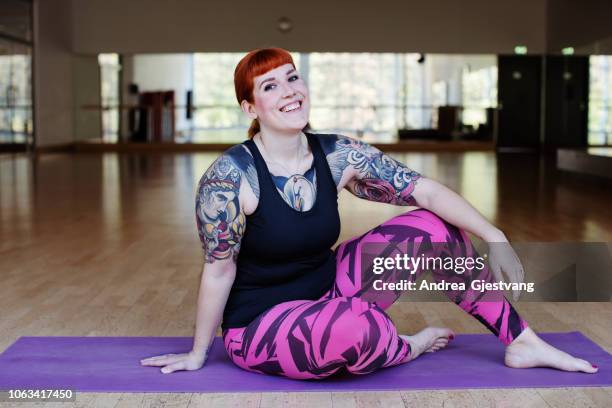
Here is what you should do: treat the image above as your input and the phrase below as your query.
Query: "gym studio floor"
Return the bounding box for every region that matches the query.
[1,149,611,407]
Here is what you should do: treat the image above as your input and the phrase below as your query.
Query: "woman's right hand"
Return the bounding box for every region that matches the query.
[140,350,207,374]
[486,239,525,302]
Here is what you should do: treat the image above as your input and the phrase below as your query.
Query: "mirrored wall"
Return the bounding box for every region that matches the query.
[0,0,33,148]
[96,52,498,144]
[94,51,612,147]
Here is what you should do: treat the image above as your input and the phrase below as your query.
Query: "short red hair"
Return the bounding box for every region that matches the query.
[234,48,295,139]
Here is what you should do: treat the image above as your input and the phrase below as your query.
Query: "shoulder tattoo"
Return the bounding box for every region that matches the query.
[195,146,258,263]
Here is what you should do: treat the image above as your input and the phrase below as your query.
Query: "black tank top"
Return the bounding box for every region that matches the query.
[222,133,341,330]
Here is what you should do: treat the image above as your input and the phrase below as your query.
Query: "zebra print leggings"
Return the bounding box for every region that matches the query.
[222,209,529,379]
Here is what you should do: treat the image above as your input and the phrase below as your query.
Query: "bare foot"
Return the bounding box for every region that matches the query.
[505,327,599,373]
[400,327,455,361]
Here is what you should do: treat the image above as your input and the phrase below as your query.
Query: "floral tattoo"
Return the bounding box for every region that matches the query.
[323,136,421,206]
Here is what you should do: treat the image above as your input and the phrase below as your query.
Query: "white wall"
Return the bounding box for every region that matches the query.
[73,55,102,140]
[132,54,193,133]
[33,0,74,148]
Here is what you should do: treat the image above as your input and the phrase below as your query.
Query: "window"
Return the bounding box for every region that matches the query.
[462,66,498,129]
[0,0,33,145]
[118,52,497,144]
[99,53,120,142]
[308,53,424,143]
[0,42,32,143]
[192,53,302,143]
[192,53,246,143]
[589,56,612,146]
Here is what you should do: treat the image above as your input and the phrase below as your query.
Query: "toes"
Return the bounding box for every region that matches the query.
[433,337,450,347]
[433,340,447,348]
[441,328,455,339]
[579,359,598,373]
[431,328,454,341]
[402,328,455,357]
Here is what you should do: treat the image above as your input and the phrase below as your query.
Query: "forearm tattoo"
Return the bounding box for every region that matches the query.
[323,136,421,206]
[195,146,258,263]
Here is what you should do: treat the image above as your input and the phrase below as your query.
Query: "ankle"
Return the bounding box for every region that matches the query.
[507,327,536,348]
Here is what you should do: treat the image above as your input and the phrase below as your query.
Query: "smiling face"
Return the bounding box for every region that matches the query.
[240,63,310,134]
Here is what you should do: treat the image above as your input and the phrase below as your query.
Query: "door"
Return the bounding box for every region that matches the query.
[497,55,542,149]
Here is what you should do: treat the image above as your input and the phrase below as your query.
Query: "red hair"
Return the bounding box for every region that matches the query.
[234,48,295,139]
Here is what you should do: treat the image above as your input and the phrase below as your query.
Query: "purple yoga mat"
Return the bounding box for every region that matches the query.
[0,332,610,392]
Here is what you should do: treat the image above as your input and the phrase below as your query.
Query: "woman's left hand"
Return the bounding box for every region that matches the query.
[486,236,525,301]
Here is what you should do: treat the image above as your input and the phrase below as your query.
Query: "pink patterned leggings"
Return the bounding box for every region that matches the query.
[223,209,529,379]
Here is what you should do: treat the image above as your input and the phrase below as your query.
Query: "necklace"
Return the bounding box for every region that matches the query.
[256,133,316,211]
[257,133,305,180]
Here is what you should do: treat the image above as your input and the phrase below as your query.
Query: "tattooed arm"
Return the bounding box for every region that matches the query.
[319,134,421,205]
[195,145,258,263]
[320,134,505,242]
[141,145,258,372]
[191,145,259,357]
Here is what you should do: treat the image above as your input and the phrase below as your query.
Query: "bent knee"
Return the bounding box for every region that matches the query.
[398,209,464,241]
[401,208,445,225]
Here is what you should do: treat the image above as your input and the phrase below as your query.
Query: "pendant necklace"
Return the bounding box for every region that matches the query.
[258,133,304,177]
[257,133,316,211]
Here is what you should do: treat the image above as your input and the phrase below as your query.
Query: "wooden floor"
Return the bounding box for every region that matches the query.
[1,151,611,407]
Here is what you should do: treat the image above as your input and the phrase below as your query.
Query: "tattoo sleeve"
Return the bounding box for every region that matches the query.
[324,135,421,206]
[195,146,258,263]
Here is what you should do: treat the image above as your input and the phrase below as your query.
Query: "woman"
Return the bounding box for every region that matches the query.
[141,48,598,379]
